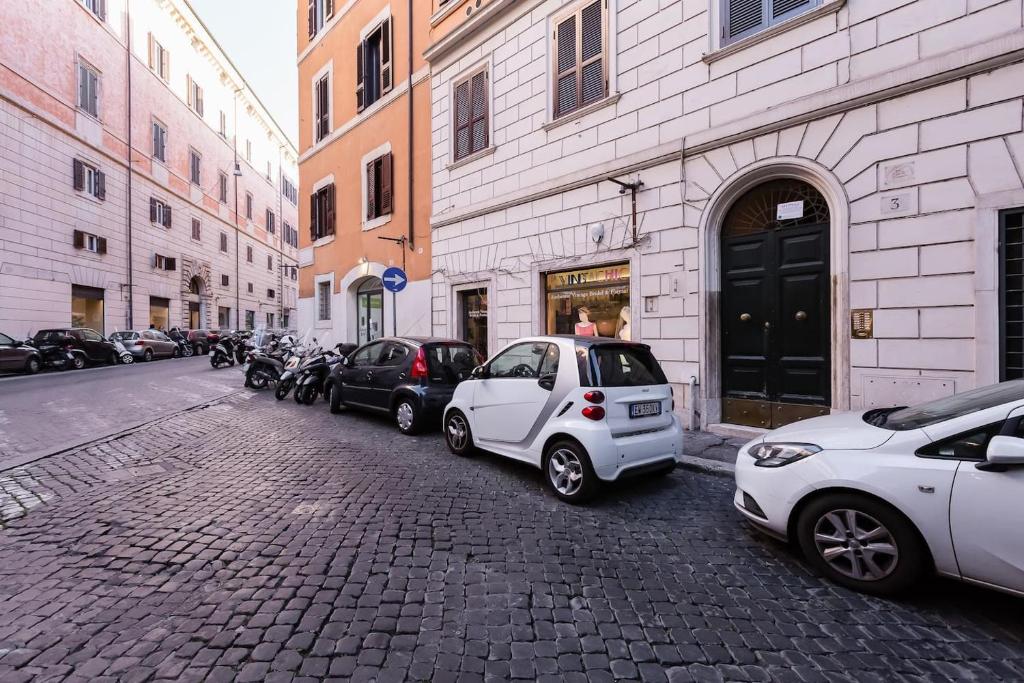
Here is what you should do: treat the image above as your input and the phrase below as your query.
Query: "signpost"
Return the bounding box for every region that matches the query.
[382,266,407,337]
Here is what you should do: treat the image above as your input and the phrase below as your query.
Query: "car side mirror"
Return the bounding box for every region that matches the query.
[471,365,487,380]
[538,373,557,391]
[978,435,1024,471]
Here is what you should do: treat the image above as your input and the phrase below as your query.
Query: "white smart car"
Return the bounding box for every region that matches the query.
[735,380,1024,597]
[443,336,684,503]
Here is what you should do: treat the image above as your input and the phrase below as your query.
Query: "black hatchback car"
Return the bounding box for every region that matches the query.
[33,328,118,369]
[326,337,481,435]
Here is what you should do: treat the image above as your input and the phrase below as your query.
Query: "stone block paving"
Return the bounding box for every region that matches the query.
[0,392,1022,682]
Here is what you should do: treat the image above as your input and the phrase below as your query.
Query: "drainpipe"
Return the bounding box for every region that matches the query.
[406,0,414,252]
[233,88,242,330]
[278,144,285,326]
[124,4,134,330]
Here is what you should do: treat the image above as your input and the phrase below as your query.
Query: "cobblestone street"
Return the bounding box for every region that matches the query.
[1,384,1023,682]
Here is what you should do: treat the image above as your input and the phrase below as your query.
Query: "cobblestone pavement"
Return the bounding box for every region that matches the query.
[0,388,1023,682]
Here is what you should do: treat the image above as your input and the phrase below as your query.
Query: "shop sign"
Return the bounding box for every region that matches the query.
[546,263,630,292]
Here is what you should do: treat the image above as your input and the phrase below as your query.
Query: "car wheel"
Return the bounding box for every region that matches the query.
[107,351,118,366]
[122,354,134,365]
[24,357,40,375]
[444,410,476,457]
[70,354,86,370]
[394,398,421,435]
[172,346,181,358]
[543,441,600,504]
[143,349,153,362]
[796,493,927,597]
[275,378,293,401]
[328,382,346,414]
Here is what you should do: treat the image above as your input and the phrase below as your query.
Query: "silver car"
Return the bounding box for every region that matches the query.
[111,330,179,361]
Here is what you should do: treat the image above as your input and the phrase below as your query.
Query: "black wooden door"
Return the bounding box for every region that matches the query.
[721,222,831,428]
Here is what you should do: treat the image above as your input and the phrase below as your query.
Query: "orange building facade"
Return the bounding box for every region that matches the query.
[296,0,433,344]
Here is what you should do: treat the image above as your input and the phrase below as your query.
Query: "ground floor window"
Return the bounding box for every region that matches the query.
[188,301,201,329]
[1001,207,1024,380]
[544,263,631,339]
[218,307,231,329]
[245,310,255,330]
[318,281,331,321]
[71,285,104,333]
[150,297,170,330]
[356,277,384,345]
[458,287,488,359]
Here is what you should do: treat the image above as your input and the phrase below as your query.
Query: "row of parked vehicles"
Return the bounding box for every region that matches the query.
[239,331,1024,600]
[0,326,250,374]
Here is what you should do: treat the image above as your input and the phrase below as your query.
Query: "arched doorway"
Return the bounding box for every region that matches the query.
[355,277,384,345]
[187,276,206,329]
[720,178,832,429]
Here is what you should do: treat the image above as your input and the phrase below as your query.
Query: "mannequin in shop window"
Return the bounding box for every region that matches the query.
[616,305,631,341]
[575,306,597,336]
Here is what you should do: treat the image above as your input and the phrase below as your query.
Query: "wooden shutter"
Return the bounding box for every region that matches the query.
[471,71,488,154]
[325,184,336,236]
[163,205,172,228]
[325,0,334,19]
[308,0,316,38]
[380,153,393,216]
[196,86,203,116]
[772,0,813,20]
[95,170,106,200]
[310,191,320,240]
[148,33,155,69]
[356,42,365,112]
[166,257,176,271]
[553,14,578,117]
[578,1,605,106]
[186,75,193,107]
[96,0,106,20]
[161,46,170,80]
[366,160,376,220]
[553,1,606,118]
[150,197,157,222]
[97,237,107,255]
[724,0,767,43]
[381,18,393,95]
[73,159,85,191]
[453,80,471,160]
[73,230,85,249]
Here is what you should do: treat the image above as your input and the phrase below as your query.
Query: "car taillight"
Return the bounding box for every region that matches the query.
[581,406,605,421]
[583,391,604,404]
[410,347,428,379]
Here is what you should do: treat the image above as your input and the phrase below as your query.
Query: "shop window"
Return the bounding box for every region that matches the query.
[453,69,489,161]
[458,287,488,359]
[366,152,393,221]
[1001,208,1024,380]
[218,307,232,328]
[545,263,631,339]
[722,0,822,47]
[267,312,275,328]
[150,297,170,330]
[71,285,104,333]
[318,281,332,321]
[311,184,336,240]
[552,0,607,119]
[73,159,106,200]
[356,17,393,111]
[356,278,383,344]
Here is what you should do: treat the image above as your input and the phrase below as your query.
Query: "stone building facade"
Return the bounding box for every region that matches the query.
[0,0,298,337]
[425,0,1024,431]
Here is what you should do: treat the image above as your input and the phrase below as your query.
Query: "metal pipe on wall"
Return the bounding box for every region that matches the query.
[124,3,135,330]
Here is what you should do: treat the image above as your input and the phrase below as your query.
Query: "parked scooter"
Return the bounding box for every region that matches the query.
[112,338,134,364]
[168,329,194,358]
[293,343,353,405]
[274,348,309,400]
[210,333,239,368]
[26,335,79,371]
[243,335,298,389]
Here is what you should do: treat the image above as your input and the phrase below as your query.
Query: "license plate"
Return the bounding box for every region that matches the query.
[629,401,662,419]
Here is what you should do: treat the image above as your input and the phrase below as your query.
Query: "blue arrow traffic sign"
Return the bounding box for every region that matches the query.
[382,266,408,293]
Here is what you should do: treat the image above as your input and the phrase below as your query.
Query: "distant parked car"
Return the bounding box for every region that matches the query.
[183,329,214,355]
[443,336,684,503]
[0,332,42,374]
[32,328,117,369]
[326,337,481,435]
[735,379,1024,597]
[111,330,179,361]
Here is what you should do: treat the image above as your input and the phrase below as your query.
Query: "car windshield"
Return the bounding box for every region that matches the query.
[425,343,481,384]
[868,379,1024,430]
[33,330,66,344]
[590,345,667,387]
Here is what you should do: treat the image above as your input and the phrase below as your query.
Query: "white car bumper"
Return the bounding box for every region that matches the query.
[583,415,684,482]
[733,441,818,540]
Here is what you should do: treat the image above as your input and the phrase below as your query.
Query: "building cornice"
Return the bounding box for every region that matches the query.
[424,0,541,65]
[430,30,1024,228]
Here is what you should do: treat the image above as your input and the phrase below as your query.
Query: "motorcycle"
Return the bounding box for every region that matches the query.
[210,333,239,369]
[112,338,134,364]
[26,336,79,371]
[233,331,252,365]
[243,335,297,390]
[293,344,350,405]
[274,349,309,400]
[168,330,194,358]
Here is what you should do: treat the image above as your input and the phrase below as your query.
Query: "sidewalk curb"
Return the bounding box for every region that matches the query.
[0,389,244,473]
[677,454,735,478]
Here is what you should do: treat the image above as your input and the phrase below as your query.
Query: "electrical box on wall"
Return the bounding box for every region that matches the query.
[644,296,658,313]
[851,309,873,339]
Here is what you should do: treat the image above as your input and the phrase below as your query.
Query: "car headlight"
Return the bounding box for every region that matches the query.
[748,442,821,468]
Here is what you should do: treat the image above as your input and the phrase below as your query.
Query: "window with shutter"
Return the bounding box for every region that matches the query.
[380,153,393,216]
[189,149,201,185]
[381,18,393,95]
[73,230,85,249]
[247,246,253,263]
[453,69,490,161]
[191,218,201,241]
[97,237,107,254]
[222,274,230,287]
[219,172,228,203]
[77,62,99,117]
[552,1,607,119]
[150,198,158,222]
[73,159,85,191]
[358,18,391,111]
[722,0,819,46]
[366,159,377,221]
[152,121,167,162]
[325,184,336,236]
[315,73,330,142]
[356,42,365,112]
[95,170,106,200]
[220,232,228,252]
[163,205,172,228]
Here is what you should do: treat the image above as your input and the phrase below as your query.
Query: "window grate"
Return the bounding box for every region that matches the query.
[1001,208,1024,380]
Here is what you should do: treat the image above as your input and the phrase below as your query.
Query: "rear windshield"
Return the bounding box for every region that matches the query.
[588,345,667,387]
[867,379,1024,430]
[425,343,481,384]
[33,330,67,343]
[111,332,138,341]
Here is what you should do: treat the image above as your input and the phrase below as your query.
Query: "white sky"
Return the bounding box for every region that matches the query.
[188,0,298,146]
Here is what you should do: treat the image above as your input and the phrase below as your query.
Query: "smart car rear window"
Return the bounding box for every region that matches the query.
[589,345,667,387]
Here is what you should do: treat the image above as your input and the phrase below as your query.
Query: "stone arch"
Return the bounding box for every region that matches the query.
[697,156,851,428]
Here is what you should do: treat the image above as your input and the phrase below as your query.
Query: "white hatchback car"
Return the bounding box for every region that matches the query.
[443,336,684,503]
[735,380,1024,597]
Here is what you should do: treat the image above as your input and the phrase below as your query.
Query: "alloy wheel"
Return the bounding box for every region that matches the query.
[812,509,899,582]
[446,414,469,451]
[396,402,415,432]
[26,358,40,374]
[183,345,193,357]
[547,448,584,497]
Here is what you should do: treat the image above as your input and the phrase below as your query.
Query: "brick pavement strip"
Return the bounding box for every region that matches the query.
[0,392,1023,681]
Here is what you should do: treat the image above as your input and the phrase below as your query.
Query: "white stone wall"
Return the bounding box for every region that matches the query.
[428,0,1024,425]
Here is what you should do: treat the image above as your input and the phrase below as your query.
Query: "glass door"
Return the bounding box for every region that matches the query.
[459,288,488,359]
[357,278,384,345]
